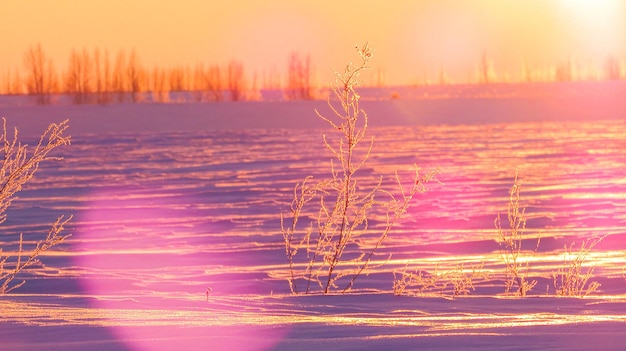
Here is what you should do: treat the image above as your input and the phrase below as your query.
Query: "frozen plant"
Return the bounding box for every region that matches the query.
[447,262,489,297]
[393,262,488,298]
[393,265,440,297]
[553,235,605,297]
[495,171,540,296]
[0,118,72,294]
[281,44,436,294]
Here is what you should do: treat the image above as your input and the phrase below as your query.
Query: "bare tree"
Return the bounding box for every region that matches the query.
[192,63,223,102]
[520,58,534,83]
[206,64,224,101]
[374,67,385,87]
[126,49,145,103]
[112,50,127,103]
[23,44,58,105]
[93,48,103,103]
[65,48,93,104]
[437,65,448,86]
[604,56,622,80]
[168,66,188,93]
[262,65,282,90]
[93,48,112,104]
[2,68,23,95]
[248,71,262,101]
[149,66,169,103]
[227,60,245,101]
[285,52,314,100]
[478,51,496,84]
[191,64,204,102]
[555,59,573,82]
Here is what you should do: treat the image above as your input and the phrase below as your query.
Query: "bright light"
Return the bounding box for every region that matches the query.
[568,0,619,10]
[557,0,620,22]
[556,0,624,61]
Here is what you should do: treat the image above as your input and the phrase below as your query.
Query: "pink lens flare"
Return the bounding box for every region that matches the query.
[73,188,287,351]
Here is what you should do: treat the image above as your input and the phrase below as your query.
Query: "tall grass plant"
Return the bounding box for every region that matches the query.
[281,44,436,294]
[0,118,71,294]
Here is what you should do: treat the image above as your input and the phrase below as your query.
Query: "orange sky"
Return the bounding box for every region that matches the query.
[2,0,626,85]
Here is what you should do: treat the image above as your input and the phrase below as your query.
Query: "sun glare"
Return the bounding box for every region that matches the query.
[559,0,618,12]
[555,0,624,62]
[557,0,621,24]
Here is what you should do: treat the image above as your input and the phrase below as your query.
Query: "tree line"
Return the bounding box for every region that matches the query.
[1,44,319,105]
[3,45,626,105]
[435,52,625,86]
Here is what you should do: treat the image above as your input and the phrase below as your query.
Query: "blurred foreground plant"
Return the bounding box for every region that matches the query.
[0,118,71,294]
[280,44,437,294]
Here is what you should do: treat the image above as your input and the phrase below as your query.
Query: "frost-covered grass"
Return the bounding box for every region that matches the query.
[0,118,71,294]
[281,44,436,294]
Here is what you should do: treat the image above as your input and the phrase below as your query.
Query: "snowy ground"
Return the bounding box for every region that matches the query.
[1,83,626,350]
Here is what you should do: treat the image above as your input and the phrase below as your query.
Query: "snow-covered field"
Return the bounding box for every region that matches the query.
[1,85,626,350]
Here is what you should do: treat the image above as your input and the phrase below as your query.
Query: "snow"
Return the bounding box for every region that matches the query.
[1,83,626,350]
[3,81,626,137]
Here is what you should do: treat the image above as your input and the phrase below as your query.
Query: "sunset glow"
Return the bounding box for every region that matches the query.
[2,0,626,85]
[3,1,626,350]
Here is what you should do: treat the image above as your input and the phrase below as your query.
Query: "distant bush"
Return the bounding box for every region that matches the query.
[0,118,72,294]
[280,44,437,294]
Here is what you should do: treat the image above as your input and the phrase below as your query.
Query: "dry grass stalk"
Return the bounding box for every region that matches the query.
[393,262,488,298]
[495,171,540,296]
[448,262,490,296]
[393,265,439,297]
[0,117,72,294]
[281,44,436,294]
[553,235,605,297]
[0,215,72,294]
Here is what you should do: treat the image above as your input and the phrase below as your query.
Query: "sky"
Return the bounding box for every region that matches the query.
[2,0,626,85]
